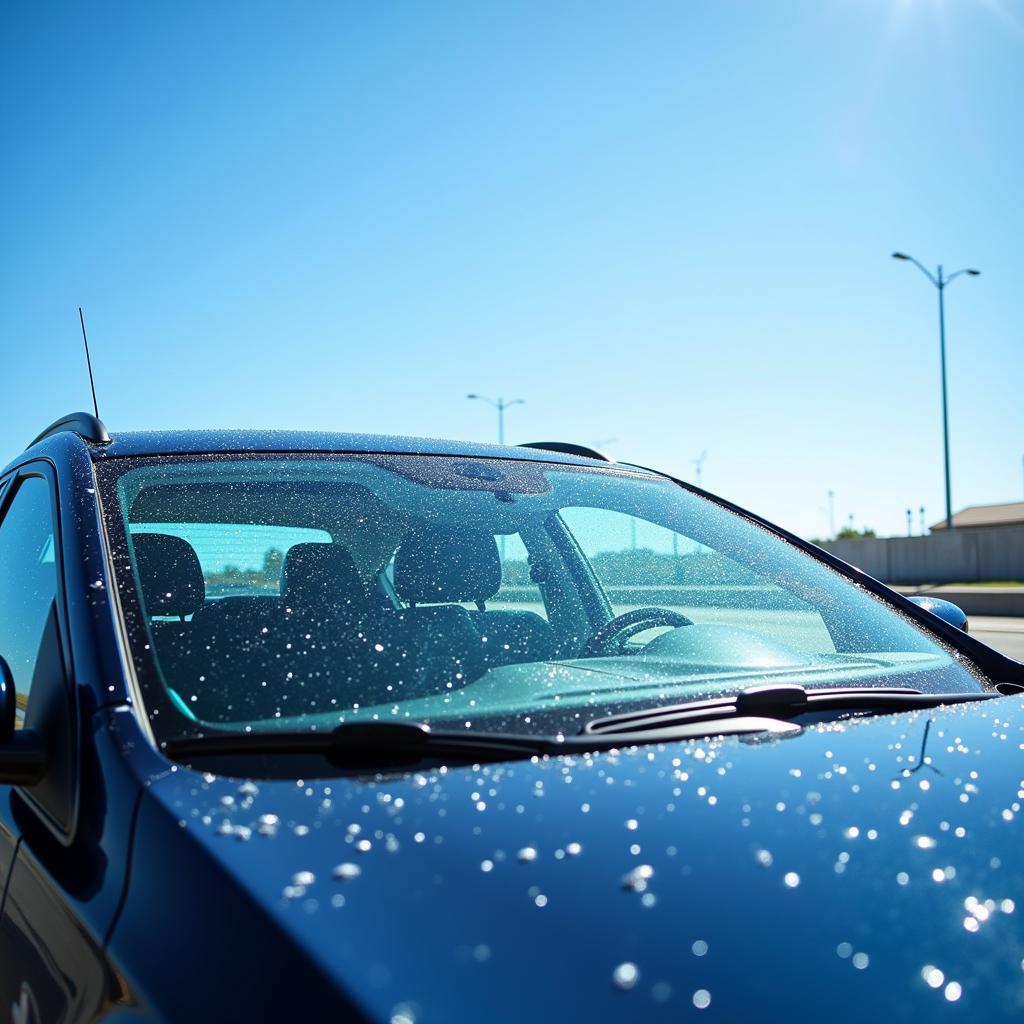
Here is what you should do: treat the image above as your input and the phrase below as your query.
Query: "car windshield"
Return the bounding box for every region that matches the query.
[94,452,986,741]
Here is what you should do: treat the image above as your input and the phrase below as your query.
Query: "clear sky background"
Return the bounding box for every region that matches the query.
[2,0,1021,541]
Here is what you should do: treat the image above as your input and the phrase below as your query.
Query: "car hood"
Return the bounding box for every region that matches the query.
[151,694,1024,1021]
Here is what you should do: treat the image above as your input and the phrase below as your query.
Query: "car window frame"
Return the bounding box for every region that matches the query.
[0,460,80,842]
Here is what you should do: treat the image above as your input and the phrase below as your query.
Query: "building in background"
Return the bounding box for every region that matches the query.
[929,501,1024,532]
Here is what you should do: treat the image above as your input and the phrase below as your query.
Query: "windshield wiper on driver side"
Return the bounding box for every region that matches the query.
[164,721,570,766]
[582,683,1000,737]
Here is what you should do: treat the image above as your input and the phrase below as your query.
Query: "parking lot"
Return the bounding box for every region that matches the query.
[972,616,1024,662]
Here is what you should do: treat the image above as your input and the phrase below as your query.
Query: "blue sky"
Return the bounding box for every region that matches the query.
[2,0,1021,540]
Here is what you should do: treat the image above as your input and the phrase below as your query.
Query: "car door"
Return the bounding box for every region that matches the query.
[0,467,112,1023]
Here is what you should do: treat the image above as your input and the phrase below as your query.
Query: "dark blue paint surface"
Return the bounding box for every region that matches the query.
[139,696,1024,1021]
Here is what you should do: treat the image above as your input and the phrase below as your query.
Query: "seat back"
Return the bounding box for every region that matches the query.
[131,532,205,621]
[393,525,554,668]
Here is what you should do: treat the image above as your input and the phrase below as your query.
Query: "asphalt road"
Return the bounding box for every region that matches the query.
[971,616,1024,662]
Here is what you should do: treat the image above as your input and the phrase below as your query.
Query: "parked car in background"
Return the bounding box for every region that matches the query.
[2,413,1023,1021]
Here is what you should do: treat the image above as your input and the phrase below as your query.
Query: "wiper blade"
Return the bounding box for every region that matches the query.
[583,683,999,737]
[164,721,562,766]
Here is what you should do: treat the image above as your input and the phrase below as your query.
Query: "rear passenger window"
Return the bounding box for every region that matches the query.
[0,476,58,726]
[128,522,331,601]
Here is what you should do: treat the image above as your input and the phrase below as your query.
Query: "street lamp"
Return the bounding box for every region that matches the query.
[466,394,525,446]
[891,252,981,530]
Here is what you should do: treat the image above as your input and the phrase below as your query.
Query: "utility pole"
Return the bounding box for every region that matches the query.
[906,508,912,537]
[919,506,926,535]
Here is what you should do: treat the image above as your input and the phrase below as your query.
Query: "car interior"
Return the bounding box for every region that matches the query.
[129,520,571,723]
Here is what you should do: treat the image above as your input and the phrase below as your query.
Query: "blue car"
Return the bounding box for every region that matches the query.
[2,413,1023,1022]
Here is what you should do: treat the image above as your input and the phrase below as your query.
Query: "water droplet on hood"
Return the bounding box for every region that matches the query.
[612,962,639,990]
[622,865,654,892]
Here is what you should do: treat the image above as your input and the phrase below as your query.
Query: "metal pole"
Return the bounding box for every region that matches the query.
[497,399,505,446]
[906,508,912,537]
[937,266,953,530]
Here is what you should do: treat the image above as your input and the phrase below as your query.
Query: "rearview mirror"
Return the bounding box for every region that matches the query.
[907,596,969,633]
[0,656,47,786]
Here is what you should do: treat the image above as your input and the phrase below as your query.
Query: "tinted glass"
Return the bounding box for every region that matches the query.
[560,506,834,654]
[128,522,332,600]
[0,476,57,726]
[95,454,985,741]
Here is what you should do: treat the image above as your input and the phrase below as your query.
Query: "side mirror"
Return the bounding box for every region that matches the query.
[0,656,47,786]
[907,596,969,633]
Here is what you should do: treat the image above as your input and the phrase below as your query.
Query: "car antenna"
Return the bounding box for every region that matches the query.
[78,306,101,420]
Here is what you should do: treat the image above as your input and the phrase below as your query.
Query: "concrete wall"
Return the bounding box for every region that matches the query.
[821,526,1024,584]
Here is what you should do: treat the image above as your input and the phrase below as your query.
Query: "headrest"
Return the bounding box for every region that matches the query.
[283,544,368,611]
[132,533,205,618]
[393,526,501,605]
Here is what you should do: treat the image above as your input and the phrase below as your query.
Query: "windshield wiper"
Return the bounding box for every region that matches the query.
[163,712,802,767]
[582,683,1000,737]
[164,721,570,766]
[163,685,1001,768]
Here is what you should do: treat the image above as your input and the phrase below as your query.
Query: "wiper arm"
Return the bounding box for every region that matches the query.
[583,683,999,737]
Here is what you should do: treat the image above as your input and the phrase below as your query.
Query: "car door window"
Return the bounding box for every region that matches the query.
[0,476,57,726]
[559,506,836,656]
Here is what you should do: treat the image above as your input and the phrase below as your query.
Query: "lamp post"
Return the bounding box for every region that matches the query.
[892,252,980,530]
[466,394,525,446]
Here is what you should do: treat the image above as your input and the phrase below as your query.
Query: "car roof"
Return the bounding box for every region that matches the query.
[13,416,620,471]
[95,429,616,466]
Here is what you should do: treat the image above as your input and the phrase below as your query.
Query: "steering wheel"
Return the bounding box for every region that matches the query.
[582,607,694,657]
